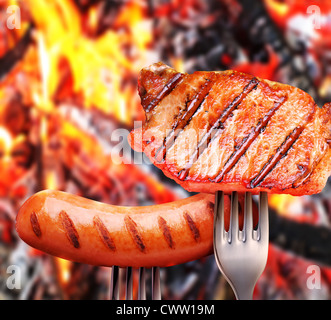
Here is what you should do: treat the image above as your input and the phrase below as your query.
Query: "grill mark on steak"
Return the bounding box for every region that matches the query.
[158,216,175,249]
[30,212,42,238]
[155,74,216,162]
[213,95,287,183]
[250,106,316,188]
[250,126,306,188]
[177,77,260,180]
[145,73,184,113]
[183,211,200,242]
[124,216,146,252]
[93,215,116,251]
[59,210,80,249]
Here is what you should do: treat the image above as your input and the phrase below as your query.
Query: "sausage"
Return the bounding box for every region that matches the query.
[16,190,224,268]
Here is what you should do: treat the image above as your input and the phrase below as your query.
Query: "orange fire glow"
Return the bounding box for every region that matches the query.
[27,0,152,124]
[264,0,331,30]
[55,257,72,284]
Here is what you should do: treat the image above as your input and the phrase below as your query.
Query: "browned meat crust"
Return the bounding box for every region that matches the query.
[129,62,331,196]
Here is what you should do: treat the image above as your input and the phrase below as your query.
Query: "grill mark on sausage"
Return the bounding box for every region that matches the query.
[145,73,184,113]
[30,212,42,238]
[183,211,200,242]
[124,216,146,253]
[250,126,306,188]
[93,216,116,251]
[59,210,80,249]
[155,74,216,162]
[158,216,175,249]
[177,77,260,180]
[206,201,215,216]
[214,95,287,183]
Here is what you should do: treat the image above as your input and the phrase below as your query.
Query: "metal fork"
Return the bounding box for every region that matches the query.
[214,191,269,300]
[110,266,161,300]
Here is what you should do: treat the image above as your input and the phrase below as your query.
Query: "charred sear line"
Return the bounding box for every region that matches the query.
[155,74,215,162]
[177,77,260,180]
[124,216,146,253]
[213,77,259,129]
[158,216,175,249]
[93,216,116,251]
[214,95,287,183]
[145,73,184,113]
[59,210,80,249]
[206,201,215,216]
[250,125,306,188]
[30,212,42,238]
[183,211,200,242]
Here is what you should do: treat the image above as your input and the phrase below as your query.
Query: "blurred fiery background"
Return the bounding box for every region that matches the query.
[1,0,331,300]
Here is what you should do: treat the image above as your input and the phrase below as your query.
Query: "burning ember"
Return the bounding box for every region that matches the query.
[1,0,331,300]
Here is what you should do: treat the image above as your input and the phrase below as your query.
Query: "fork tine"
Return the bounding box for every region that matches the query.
[152,266,161,300]
[138,267,146,300]
[244,192,253,241]
[214,191,225,272]
[214,191,225,239]
[258,192,269,241]
[230,191,239,243]
[125,267,133,300]
[110,266,162,300]
[110,265,119,300]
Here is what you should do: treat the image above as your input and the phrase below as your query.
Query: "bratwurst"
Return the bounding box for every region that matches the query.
[16,190,224,268]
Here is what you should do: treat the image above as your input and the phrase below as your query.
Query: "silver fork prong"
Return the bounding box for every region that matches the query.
[138,267,146,300]
[214,191,225,244]
[258,192,269,241]
[110,265,119,300]
[152,266,161,300]
[244,191,253,241]
[125,267,133,300]
[214,190,225,230]
[214,191,224,272]
[110,266,161,300]
[230,191,239,243]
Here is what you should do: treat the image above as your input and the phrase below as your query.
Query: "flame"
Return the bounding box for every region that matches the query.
[264,0,290,19]
[114,1,152,54]
[55,257,72,284]
[27,0,151,124]
[0,127,13,159]
[0,125,28,197]
[35,32,54,113]
[172,57,185,73]
[45,171,58,190]
[0,127,25,161]
[268,193,303,218]
[87,6,98,31]
[0,0,178,199]
[0,128,27,162]
[319,75,331,98]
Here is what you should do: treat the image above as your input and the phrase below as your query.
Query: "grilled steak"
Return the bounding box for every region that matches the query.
[129,62,331,196]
